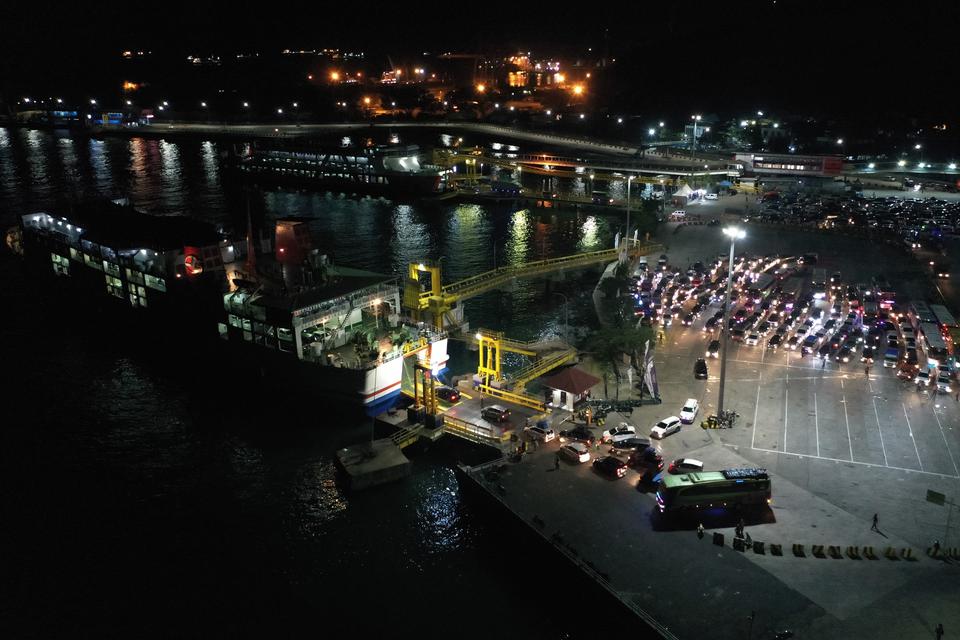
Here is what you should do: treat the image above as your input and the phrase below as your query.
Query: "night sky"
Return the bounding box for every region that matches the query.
[2,1,958,117]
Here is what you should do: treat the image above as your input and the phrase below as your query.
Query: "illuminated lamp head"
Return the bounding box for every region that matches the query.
[184,254,203,275]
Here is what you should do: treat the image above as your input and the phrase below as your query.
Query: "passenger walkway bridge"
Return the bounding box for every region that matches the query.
[434,147,738,184]
[403,239,663,331]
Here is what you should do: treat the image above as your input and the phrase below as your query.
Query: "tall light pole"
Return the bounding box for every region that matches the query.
[553,292,569,342]
[622,175,634,262]
[691,114,702,162]
[717,226,745,417]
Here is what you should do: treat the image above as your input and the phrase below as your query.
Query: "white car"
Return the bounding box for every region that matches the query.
[650,416,682,439]
[559,442,591,463]
[602,423,637,443]
[524,425,556,442]
[915,371,931,387]
[679,399,699,424]
[705,193,719,200]
[745,333,760,346]
[937,374,953,394]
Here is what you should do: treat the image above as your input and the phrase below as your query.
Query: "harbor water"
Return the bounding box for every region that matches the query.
[0,127,649,638]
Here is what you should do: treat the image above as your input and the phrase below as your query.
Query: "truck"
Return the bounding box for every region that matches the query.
[883,346,901,368]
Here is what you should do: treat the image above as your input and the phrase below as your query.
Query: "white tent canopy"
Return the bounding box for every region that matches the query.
[673,184,694,198]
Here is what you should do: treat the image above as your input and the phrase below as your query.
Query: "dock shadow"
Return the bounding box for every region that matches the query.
[650,506,776,532]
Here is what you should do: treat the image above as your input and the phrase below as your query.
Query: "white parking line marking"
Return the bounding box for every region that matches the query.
[903,402,924,472]
[751,370,761,450]
[841,395,854,461]
[814,391,820,457]
[931,405,960,477]
[737,445,960,479]
[872,396,889,467]
[783,387,789,454]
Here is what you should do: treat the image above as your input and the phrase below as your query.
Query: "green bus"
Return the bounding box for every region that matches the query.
[655,467,771,513]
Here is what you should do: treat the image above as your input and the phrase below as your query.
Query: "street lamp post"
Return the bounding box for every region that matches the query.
[691,114,702,162]
[717,226,745,417]
[622,175,634,261]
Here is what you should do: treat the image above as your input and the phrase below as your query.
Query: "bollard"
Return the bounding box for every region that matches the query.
[733,537,745,552]
[884,546,898,560]
[753,540,765,555]
[792,544,805,557]
[901,548,915,560]
[770,543,783,556]
[713,532,724,547]
[828,546,842,559]
[846,546,861,560]
[812,544,825,558]
[863,546,877,560]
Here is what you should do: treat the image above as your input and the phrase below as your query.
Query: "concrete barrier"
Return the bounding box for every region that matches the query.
[792,543,805,557]
[753,541,765,555]
[845,546,861,559]
[812,544,826,558]
[884,546,899,560]
[733,537,746,552]
[863,546,877,560]
[901,547,915,561]
[828,545,843,559]
[770,543,783,556]
[713,532,724,547]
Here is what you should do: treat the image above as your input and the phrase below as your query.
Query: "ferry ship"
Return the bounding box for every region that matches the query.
[6,201,448,413]
[218,218,448,413]
[7,199,239,339]
[228,141,451,198]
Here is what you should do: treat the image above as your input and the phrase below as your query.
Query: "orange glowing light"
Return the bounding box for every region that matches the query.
[363,96,371,105]
[122,81,139,92]
[476,83,486,93]
[307,74,314,80]
[330,71,340,81]
[572,84,584,95]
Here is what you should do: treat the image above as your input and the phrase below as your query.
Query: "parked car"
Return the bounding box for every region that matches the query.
[559,425,596,445]
[694,358,709,379]
[706,339,720,358]
[481,404,511,422]
[651,416,682,439]
[667,458,704,474]
[705,193,719,200]
[937,373,953,394]
[593,456,628,479]
[602,423,637,443]
[915,370,932,387]
[609,437,652,454]
[745,333,760,346]
[768,334,783,349]
[559,442,591,463]
[524,425,556,442]
[679,398,699,424]
[626,444,663,478]
[435,385,460,403]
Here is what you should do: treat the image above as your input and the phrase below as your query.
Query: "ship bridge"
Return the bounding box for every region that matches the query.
[403,239,662,331]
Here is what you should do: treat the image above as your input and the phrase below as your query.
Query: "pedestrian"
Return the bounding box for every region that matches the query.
[697,523,704,539]
[480,396,485,409]
[933,539,941,556]
[871,513,879,531]
[936,623,944,640]
[554,453,560,470]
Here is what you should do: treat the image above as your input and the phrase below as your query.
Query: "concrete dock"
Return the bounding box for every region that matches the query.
[336,439,411,490]
[458,443,957,639]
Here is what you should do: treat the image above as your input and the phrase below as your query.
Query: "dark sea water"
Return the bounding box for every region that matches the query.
[0,127,642,638]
